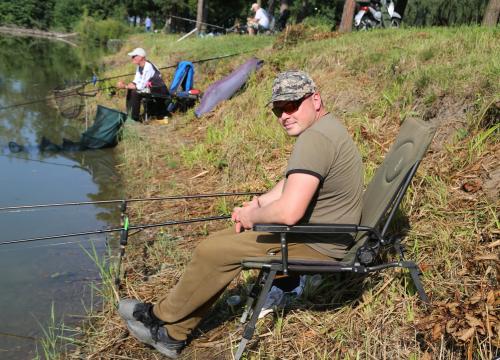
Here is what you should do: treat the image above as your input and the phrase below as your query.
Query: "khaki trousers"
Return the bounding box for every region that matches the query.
[153,227,331,341]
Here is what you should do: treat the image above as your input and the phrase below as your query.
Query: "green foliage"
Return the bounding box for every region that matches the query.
[301,15,335,32]
[52,0,86,31]
[75,14,129,45]
[0,0,55,29]
[0,0,495,32]
[404,0,490,26]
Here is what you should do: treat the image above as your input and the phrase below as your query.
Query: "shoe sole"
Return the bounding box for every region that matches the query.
[126,320,180,359]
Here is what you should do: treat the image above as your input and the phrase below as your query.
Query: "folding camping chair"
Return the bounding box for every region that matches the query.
[166,61,201,113]
[141,61,201,121]
[234,117,438,359]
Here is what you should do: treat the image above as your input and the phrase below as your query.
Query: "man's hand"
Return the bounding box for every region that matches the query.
[232,202,258,233]
[116,80,126,89]
[232,197,260,232]
[231,206,243,233]
[116,81,136,90]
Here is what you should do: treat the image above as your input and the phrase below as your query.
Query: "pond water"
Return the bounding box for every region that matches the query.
[0,36,122,359]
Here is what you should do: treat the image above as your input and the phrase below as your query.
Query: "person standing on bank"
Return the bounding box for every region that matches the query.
[145,16,152,32]
[118,70,364,358]
[117,48,167,122]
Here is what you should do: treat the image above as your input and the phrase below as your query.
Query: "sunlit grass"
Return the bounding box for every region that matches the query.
[71,25,500,360]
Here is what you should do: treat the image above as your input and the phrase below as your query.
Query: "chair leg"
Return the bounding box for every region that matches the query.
[403,261,430,304]
[240,269,264,323]
[234,268,277,360]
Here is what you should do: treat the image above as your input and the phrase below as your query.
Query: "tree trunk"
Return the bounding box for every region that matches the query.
[162,16,172,33]
[483,0,500,26]
[196,0,205,33]
[296,0,308,23]
[268,0,276,16]
[339,0,356,33]
[202,0,208,33]
[395,0,408,19]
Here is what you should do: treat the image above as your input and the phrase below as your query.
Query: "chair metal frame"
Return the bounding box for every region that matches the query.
[233,118,436,359]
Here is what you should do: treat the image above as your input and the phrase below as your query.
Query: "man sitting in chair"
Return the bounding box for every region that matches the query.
[247,3,271,35]
[117,48,168,122]
[118,70,364,358]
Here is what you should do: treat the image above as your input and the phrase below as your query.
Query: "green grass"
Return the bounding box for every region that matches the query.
[80,241,119,305]
[35,303,82,360]
[77,25,500,360]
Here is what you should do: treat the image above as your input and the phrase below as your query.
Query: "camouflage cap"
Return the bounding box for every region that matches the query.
[267,70,316,105]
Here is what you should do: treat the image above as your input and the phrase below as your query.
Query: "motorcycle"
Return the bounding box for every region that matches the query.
[354,0,402,30]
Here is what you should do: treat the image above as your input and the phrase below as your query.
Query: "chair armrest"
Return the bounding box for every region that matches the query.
[253,223,369,234]
[252,223,379,275]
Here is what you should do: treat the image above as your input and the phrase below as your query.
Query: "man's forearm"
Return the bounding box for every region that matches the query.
[249,196,302,226]
[257,179,284,207]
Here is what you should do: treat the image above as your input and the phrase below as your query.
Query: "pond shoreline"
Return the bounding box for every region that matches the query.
[0,26,78,46]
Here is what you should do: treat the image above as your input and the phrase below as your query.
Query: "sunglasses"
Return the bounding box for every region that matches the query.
[272,94,312,117]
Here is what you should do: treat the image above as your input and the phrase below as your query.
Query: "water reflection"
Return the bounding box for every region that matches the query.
[0,35,122,359]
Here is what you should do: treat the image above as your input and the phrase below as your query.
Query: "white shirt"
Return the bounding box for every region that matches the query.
[132,61,156,92]
[255,8,270,29]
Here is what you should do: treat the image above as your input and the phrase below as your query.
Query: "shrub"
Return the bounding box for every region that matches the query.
[301,15,335,32]
[75,15,128,45]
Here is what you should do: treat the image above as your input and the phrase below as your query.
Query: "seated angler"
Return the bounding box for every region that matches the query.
[117,48,168,122]
[118,70,363,358]
[247,3,271,35]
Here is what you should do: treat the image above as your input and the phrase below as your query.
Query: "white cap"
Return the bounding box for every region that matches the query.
[127,47,146,58]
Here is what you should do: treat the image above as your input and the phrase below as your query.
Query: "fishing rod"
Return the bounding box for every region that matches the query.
[79,50,257,87]
[0,191,262,212]
[0,85,113,112]
[0,153,89,171]
[0,50,258,112]
[0,214,232,246]
[167,14,227,30]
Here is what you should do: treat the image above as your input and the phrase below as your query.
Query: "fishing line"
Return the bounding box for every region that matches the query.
[0,239,103,252]
[0,191,262,212]
[0,85,112,111]
[0,331,37,341]
[0,153,89,171]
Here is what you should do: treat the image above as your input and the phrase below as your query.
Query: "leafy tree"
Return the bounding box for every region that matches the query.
[404,0,490,26]
[53,0,86,31]
[0,0,496,31]
[0,0,55,29]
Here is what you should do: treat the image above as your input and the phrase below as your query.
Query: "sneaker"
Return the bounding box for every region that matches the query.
[118,299,185,358]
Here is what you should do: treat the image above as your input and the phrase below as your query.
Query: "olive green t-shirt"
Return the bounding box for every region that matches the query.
[285,113,363,258]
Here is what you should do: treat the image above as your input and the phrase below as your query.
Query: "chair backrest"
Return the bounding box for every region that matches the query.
[344,118,437,261]
[169,61,195,95]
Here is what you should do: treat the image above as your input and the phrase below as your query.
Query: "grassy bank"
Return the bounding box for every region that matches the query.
[74,27,498,359]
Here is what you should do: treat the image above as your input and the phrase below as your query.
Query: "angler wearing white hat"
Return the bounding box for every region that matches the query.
[248,3,270,35]
[117,48,167,121]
